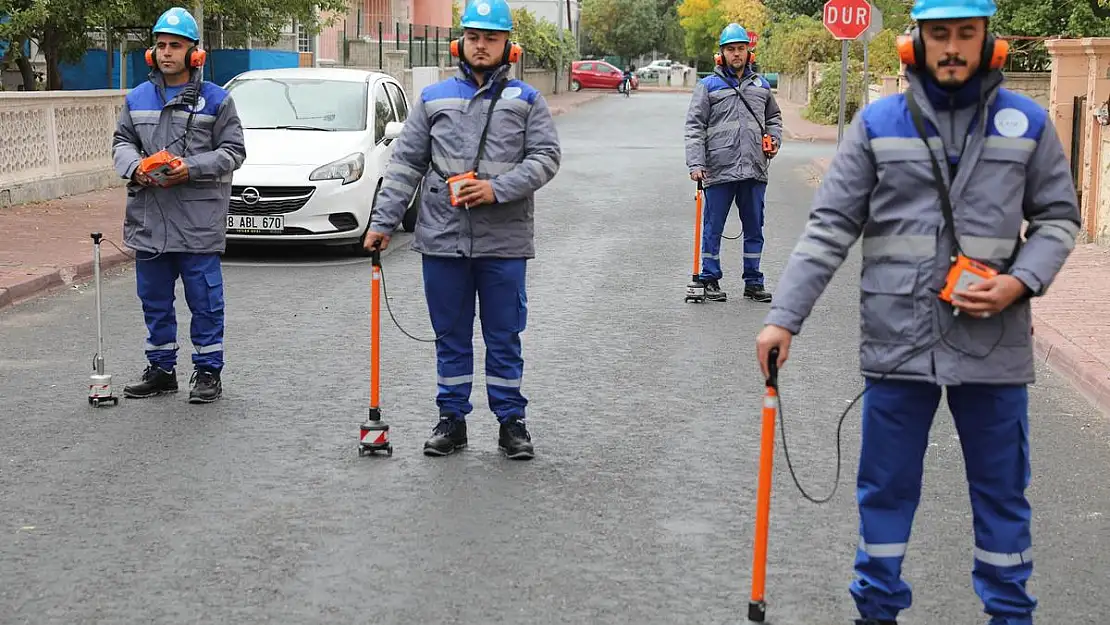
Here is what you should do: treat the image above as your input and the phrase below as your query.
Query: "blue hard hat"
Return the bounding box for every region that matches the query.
[460,0,513,32]
[719,23,750,46]
[910,0,997,21]
[153,7,200,42]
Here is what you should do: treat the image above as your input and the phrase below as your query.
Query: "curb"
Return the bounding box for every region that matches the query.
[548,92,605,116]
[0,232,417,314]
[1031,317,1110,416]
[0,248,133,312]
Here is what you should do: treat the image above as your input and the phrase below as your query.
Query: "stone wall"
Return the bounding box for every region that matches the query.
[0,51,558,207]
[0,91,125,207]
[1003,72,1051,108]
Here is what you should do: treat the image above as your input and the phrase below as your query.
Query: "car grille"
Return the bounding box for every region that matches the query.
[229,186,315,215]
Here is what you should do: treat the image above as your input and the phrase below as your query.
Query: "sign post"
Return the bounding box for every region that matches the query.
[823,0,873,144]
[861,6,883,107]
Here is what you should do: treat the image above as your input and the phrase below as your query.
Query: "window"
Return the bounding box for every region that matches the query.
[226,78,368,132]
[384,82,408,122]
[296,23,312,53]
[373,84,397,143]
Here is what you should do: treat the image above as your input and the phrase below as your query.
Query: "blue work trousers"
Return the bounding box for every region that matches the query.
[423,255,528,423]
[136,252,225,372]
[699,179,766,285]
[852,380,1036,624]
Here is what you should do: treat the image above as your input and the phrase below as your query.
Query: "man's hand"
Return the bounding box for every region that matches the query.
[952,274,1030,318]
[132,169,154,187]
[755,324,793,379]
[456,179,496,207]
[363,231,391,252]
[765,139,780,159]
[162,160,190,186]
[689,169,706,182]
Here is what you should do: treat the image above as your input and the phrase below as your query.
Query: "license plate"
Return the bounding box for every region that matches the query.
[228,214,284,233]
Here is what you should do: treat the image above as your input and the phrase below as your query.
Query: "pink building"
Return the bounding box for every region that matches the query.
[314,0,455,65]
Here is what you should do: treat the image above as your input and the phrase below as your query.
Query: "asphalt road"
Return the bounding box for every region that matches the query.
[2,91,1108,625]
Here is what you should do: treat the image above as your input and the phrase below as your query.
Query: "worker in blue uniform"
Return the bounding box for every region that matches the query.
[684,23,782,303]
[111,7,246,404]
[364,0,561,459]
[756,0,1081,622]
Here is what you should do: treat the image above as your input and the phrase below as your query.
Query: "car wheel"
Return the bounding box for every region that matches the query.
[402,187,420,233]
[570,79,581,92]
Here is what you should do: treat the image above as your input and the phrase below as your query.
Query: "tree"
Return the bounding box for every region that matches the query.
[509,7,577,70]
[581,0,662,59]
[0,0,102,90]
[718,0,769,33]
[675,0,769,65]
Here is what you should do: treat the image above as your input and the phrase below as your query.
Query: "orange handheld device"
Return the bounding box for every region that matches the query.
[938,255,999,306]
[138,150,182,187]
[447,171,477,207]
[762,134,774,153]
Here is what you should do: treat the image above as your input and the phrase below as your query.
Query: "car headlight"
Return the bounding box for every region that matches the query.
[309,153,365,185]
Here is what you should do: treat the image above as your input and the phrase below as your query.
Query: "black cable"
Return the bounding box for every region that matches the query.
[374,212,474,343]
[775,285,1008,505]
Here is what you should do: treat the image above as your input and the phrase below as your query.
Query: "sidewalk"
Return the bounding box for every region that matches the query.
[0,90,606,312]
[805,159,1110,416]
[778,100,839,143]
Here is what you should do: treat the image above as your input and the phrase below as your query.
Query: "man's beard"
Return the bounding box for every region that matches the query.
[933,55,969,87]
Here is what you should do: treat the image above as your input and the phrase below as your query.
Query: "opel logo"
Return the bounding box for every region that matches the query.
[241,187,261,205]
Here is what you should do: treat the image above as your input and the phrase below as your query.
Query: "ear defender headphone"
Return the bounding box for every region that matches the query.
[145,44,208,69]
[450,37,522,66]
[895,26,1008,73]
[714,50,756,66]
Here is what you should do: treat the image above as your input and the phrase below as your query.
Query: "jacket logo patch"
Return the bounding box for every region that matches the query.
[188,96,207,113]
[993,108,1028,138]
[501,86,522,99]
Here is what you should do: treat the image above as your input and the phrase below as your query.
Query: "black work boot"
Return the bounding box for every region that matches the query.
[704,280,728,302]
[854,619,897,624]
[188,369,222,404]
[499,417,535,460]
[123,365,178,398]
[424,416,467,456]
[744,284,773,303]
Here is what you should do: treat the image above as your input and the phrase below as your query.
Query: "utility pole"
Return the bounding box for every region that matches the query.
[193,0,205,79]
[555,0,563,94]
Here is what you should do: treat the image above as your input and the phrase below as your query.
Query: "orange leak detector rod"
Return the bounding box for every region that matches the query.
[359,241,393,457]
[684,180,706,303]
[748,346,779,623]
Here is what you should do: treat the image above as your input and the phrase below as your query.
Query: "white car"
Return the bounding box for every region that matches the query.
[221,67,418,253]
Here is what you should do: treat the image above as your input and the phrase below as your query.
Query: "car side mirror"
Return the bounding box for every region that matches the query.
[384,121,404,142]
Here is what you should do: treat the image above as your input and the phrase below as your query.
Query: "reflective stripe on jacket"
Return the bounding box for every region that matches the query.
[764,69,1080,385]
[370,65,562,259]
[684,66,782,186]
[112,74,246,254]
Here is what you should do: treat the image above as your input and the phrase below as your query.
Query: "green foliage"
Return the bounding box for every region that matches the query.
[757,13,840,74]
[581,0,662,60]
[510,7,577,70]
[657,3,686,60]
[803,59,866,124]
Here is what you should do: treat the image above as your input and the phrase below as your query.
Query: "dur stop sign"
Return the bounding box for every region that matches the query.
[823,0,874,145]
[823,0,872,40]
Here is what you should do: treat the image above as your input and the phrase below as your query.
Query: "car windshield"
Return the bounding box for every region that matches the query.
[226,77,368,132]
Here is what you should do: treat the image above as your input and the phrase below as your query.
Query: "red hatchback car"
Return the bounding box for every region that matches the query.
[570,60,639,92]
